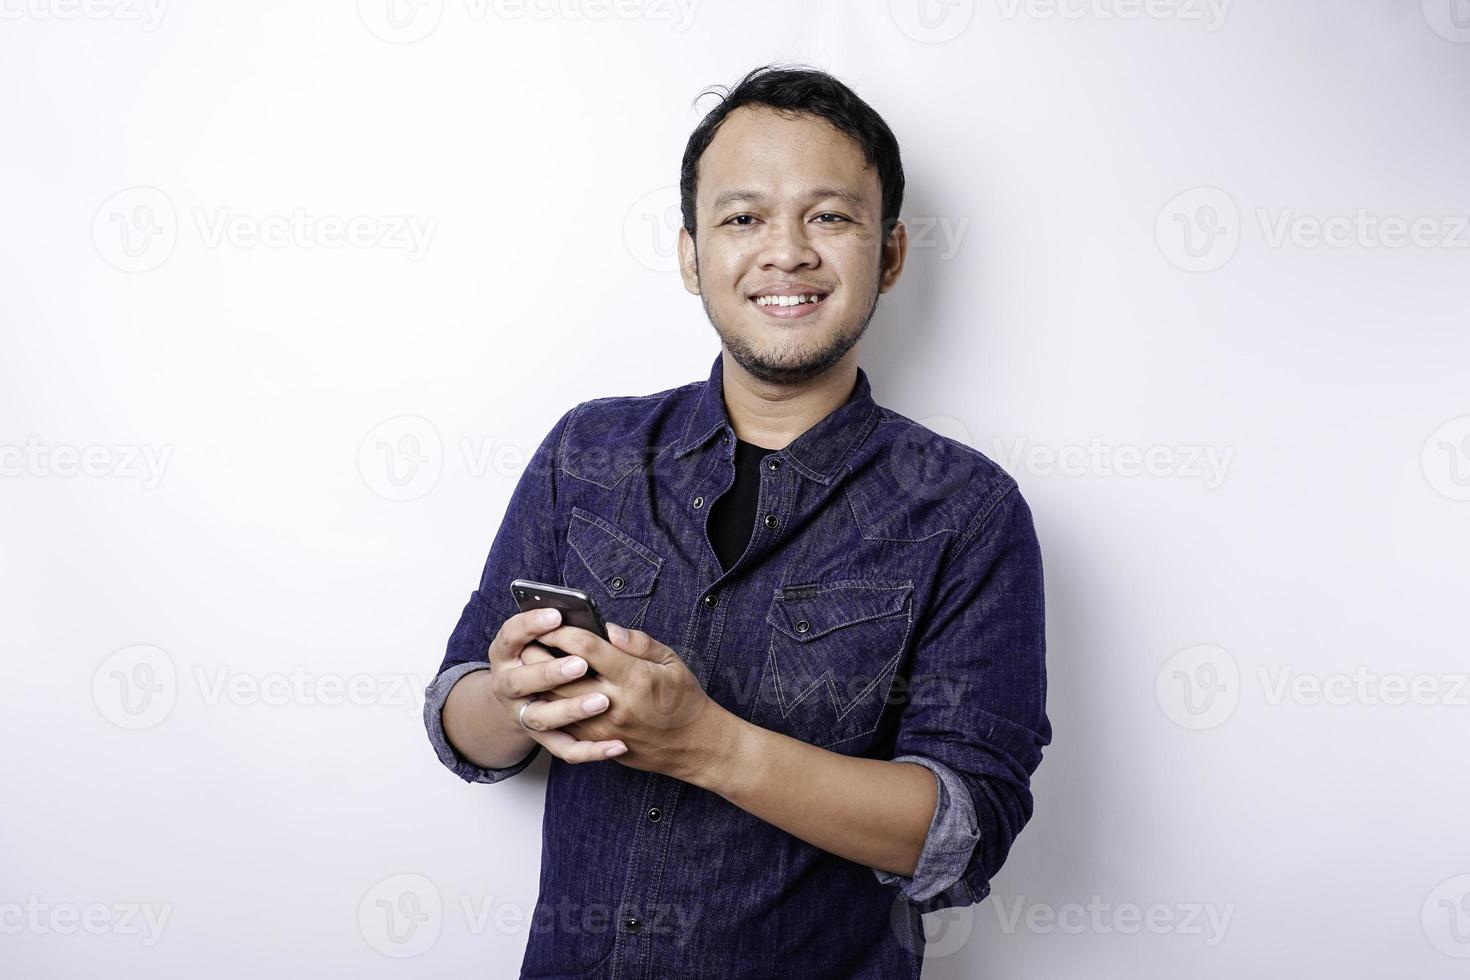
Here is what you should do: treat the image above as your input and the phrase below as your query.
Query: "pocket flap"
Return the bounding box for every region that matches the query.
[767,580,913,642]
[566,507,661,599]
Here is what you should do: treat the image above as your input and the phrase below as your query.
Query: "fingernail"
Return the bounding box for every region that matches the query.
[537,608,560,625]
[560,657,586,677]
[604,743,627,758]
[607,622,628,644]
[582,694,608,711]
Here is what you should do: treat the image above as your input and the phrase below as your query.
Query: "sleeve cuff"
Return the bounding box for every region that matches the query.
[422,661,541,784]
[872,754,981,904]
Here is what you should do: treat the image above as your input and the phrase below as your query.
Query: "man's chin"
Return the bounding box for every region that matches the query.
[702,295,869,385]
[721,334,855,386]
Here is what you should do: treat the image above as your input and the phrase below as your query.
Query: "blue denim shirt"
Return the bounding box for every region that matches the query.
[422,353,1051,979]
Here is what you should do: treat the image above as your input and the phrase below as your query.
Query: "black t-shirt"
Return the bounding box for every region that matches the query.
[707,436,778,572]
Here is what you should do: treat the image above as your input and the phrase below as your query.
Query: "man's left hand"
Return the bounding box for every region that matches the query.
[532,622,729,780]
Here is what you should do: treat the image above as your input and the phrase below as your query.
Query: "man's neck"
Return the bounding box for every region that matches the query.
[719,351,859,451]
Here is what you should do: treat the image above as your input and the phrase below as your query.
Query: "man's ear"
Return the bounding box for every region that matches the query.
[878,217,908,294]
[677,226,701,295]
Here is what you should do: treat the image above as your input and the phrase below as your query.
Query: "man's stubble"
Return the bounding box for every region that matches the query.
[692,246,884,387]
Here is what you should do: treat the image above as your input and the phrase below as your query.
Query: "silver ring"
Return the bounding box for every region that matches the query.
[517,697,541,731]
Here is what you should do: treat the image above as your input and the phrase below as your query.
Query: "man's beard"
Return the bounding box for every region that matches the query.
[696,271,882,386]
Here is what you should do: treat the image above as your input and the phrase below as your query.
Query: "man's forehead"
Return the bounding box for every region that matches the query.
[698,105,877,209]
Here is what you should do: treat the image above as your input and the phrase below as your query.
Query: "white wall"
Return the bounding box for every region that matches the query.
[3,1,1468,976]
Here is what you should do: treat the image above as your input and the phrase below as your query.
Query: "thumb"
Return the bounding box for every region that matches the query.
[606,623,666,663]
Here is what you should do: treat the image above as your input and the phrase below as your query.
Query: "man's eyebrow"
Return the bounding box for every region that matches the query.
[710,188,869,212]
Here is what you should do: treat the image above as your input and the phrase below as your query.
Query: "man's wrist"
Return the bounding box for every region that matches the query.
[674,699,754,797]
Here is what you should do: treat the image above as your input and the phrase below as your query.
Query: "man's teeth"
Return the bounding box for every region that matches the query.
[755,294,826,307]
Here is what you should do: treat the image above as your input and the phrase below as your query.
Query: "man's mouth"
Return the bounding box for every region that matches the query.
[751,293,828,308]
[748,290,831,319]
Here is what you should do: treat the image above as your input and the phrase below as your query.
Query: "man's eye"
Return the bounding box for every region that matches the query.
[814,213,850,224]
[724,215,756,226]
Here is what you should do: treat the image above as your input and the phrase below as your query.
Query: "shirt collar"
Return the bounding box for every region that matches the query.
[674,352,881,486]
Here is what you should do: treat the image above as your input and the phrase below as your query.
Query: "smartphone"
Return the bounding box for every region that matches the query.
[510,579,608,672]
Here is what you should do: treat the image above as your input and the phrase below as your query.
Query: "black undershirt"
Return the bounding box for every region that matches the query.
[707,436,779,572]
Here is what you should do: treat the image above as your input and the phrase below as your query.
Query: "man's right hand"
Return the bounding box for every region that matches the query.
[485,607,626,763]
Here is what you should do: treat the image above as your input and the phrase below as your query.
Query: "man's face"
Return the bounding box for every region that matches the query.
[678,105,906,385]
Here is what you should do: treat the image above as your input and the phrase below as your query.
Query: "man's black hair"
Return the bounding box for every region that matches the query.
[679,64,905,245]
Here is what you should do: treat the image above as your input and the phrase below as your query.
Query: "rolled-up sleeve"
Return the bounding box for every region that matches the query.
[872,479,1051,913]
[421,405,578,784]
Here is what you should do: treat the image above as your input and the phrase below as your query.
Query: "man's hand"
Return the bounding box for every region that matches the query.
[532,621,732,781]
[485,608,630,763]
[501,619,938,881]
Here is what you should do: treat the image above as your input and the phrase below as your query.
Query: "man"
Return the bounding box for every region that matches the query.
[422,64,1051,978]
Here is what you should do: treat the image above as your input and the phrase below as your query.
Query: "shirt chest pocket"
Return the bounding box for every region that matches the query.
[750,580,915,752]
[560,506,663,632]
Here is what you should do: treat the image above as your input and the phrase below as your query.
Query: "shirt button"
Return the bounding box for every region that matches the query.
[610,576,625,592]
[766,457,781,471]
[692,495,704,509]
[795,620,810,633]
[624,917,642,933]
[703,593,717,607]
[646,807,662,822]
[764,514,778,528]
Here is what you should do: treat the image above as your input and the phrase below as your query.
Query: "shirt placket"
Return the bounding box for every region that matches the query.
[608,429,795,980]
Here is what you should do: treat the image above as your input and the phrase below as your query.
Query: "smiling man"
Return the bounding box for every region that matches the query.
[422,65,1051,978]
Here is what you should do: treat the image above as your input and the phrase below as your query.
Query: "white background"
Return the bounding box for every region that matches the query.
[3,1,1469,976]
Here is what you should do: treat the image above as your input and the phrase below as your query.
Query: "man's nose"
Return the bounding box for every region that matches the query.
[758,217,818,268]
